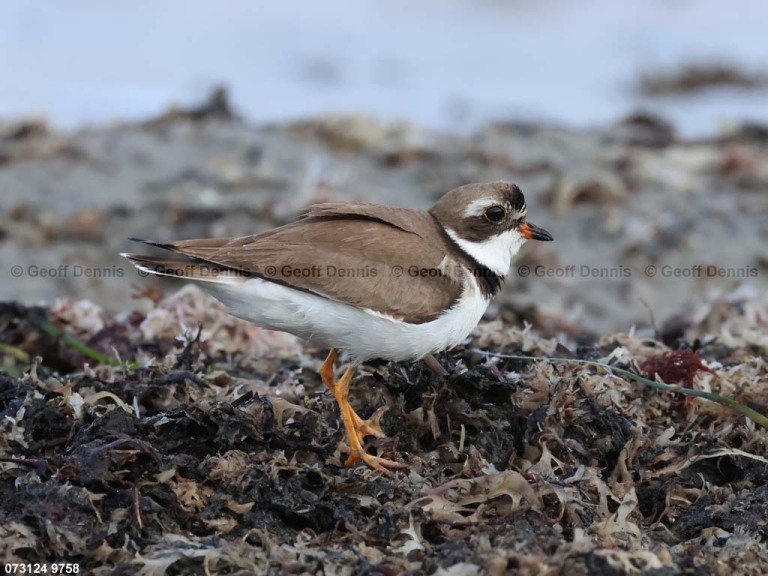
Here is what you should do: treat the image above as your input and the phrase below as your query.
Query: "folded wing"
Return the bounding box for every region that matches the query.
[129,203,465,323]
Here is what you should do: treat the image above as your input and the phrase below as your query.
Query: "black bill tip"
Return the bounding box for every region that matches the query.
[520,221,554,242]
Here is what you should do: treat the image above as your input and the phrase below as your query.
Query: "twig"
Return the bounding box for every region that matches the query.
[471,350,768,430]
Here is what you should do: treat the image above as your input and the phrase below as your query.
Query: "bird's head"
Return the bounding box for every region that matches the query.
[430,181,553,276]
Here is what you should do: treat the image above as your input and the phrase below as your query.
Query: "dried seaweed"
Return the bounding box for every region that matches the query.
[1,286,767,574]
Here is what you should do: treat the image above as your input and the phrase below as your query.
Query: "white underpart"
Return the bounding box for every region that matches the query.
[444,227,526,277]
[194,270,490,363]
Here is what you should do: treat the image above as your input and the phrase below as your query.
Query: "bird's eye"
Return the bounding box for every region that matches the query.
[484,205,506,223]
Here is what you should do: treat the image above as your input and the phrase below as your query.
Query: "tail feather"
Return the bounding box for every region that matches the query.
[121,253,250,285]
[128,237,174,249]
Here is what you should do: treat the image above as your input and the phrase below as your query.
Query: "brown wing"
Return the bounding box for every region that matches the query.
[157,204,464,323]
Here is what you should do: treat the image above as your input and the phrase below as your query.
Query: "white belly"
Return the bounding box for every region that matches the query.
[202,275,489,363]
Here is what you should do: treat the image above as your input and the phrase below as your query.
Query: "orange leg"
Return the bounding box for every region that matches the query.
[320,349,407,474]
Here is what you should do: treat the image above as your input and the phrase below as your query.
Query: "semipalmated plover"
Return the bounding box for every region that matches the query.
[123,181,553,473]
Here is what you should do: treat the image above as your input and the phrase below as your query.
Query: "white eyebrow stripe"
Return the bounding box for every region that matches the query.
[462,197,499,218]
[463,198,528,220]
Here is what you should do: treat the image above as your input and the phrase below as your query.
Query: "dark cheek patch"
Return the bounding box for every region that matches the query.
[458,217,505,242]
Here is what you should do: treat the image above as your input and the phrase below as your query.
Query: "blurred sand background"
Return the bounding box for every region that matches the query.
[1,0,767,339]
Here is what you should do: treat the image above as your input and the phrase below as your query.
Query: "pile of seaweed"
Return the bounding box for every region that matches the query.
[1,286,766,575]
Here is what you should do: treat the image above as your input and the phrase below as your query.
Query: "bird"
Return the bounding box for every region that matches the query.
[122,181,553,473]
